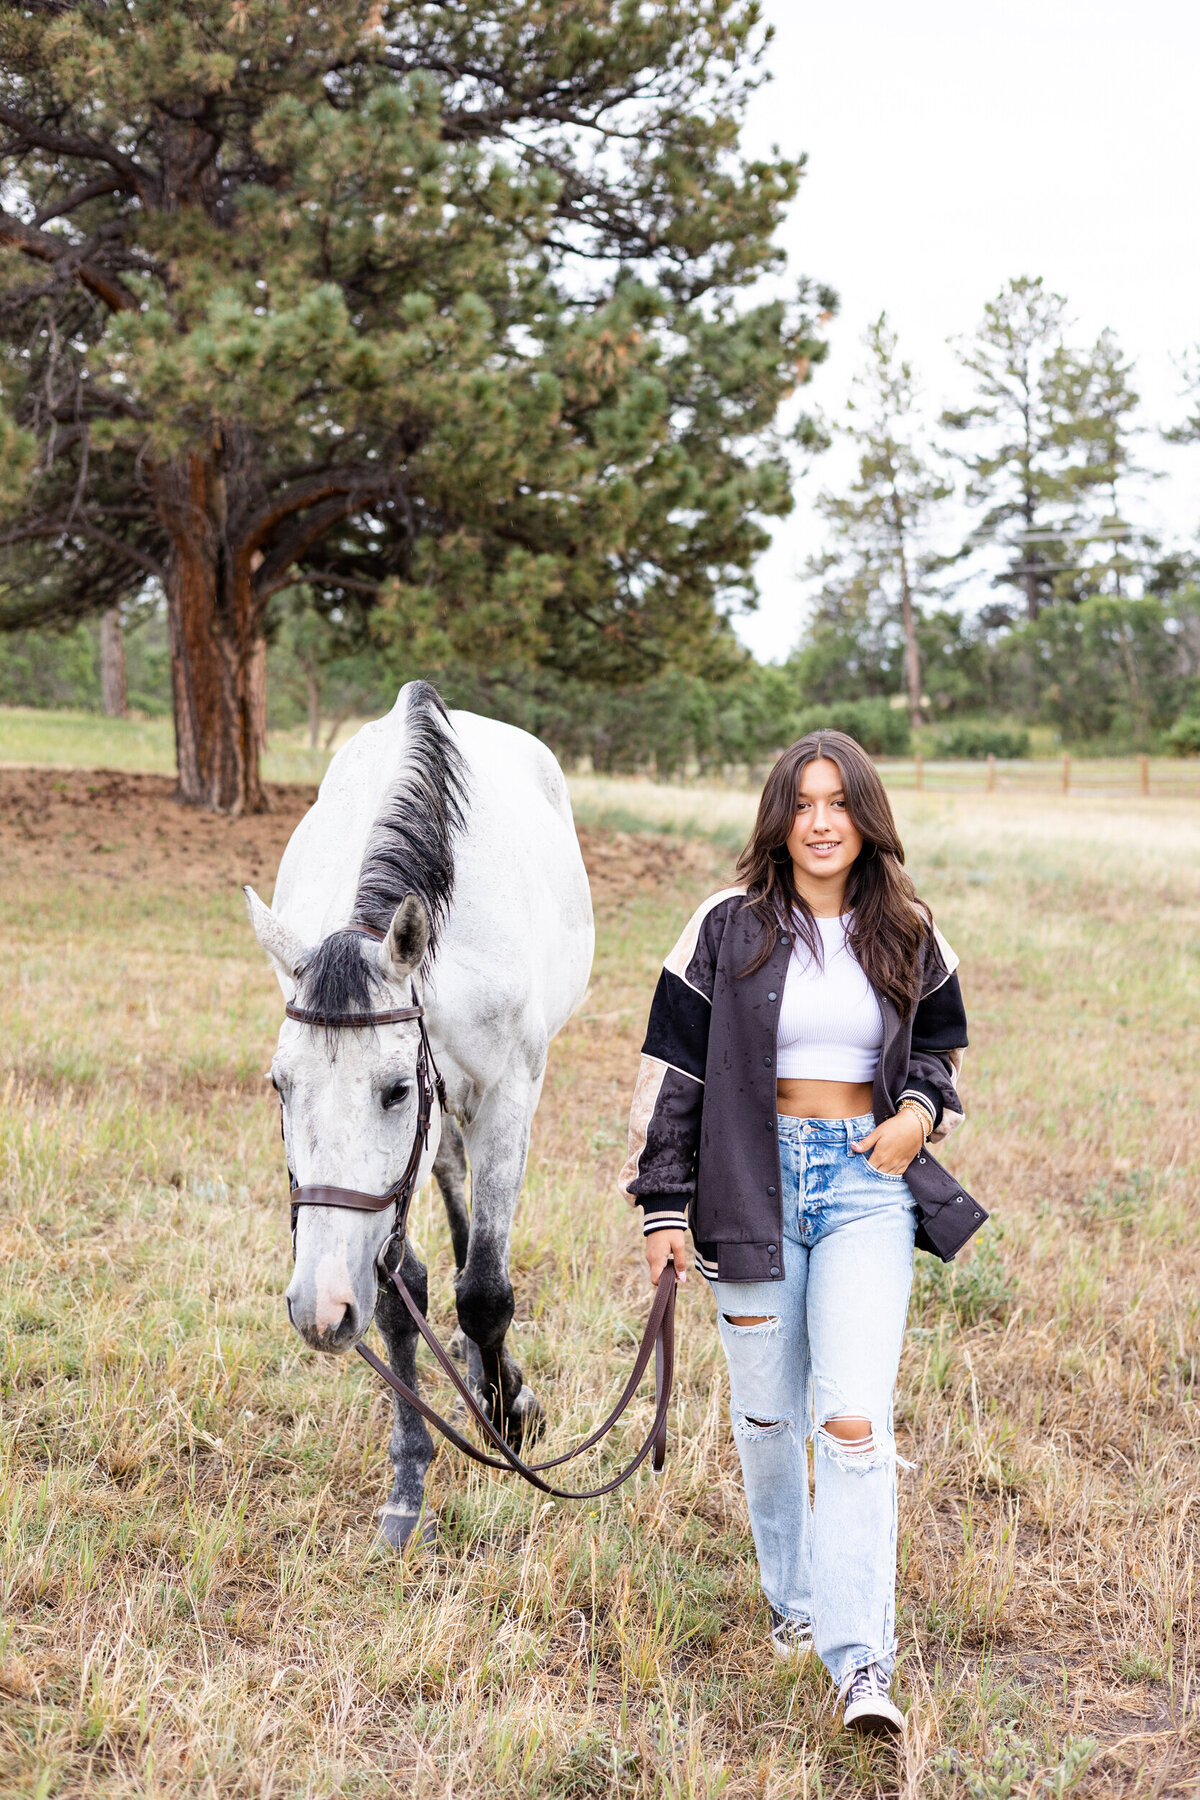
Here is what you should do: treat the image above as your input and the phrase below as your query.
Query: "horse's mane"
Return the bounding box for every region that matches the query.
[297,682,468,1021]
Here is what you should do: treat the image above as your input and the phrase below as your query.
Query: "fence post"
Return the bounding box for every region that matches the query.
[914,753,924,792]
[986,752,996,794]
[1139,753,1150,797]
[1062,754,1071,795]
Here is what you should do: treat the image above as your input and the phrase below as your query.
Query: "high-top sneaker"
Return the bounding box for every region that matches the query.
[768,1605,813,1661]
[839,1663,904,1735]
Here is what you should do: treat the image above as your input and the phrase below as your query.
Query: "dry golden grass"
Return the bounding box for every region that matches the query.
[1,769,1199,1798]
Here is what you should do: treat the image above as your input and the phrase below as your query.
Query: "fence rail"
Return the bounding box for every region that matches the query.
[879,754,1200,798]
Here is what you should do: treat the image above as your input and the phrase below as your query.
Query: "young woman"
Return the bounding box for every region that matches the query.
[621,731,983,1737]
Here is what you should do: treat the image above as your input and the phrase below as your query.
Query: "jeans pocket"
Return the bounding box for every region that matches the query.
[861,1156,905,1183]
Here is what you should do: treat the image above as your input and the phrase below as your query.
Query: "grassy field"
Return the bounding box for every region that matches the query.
[4,706,1199,806]
[0,707,345,787]
[1,765,1199,1798]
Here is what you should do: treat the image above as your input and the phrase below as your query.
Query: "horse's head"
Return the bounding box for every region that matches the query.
[245,888,441,1354]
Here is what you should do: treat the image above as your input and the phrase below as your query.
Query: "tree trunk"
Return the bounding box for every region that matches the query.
[900,583,922,729]
[891,491,922,728]
[154,449,269,814]
[99,607,128,718]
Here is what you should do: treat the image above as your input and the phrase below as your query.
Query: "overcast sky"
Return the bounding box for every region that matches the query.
[734,0,1200,661]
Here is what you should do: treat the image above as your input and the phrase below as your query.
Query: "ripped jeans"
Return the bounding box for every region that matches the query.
[713,1113,915,1686]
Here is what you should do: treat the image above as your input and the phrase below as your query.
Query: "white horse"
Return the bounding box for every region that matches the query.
[244,681,593,1547]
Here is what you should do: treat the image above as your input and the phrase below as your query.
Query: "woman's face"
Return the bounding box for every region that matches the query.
[784,757,865,888]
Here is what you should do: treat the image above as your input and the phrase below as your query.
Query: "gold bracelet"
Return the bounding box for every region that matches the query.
[896,1098,931,1144]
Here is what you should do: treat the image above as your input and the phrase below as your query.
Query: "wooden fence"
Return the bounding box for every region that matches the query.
[879,754,1200,799]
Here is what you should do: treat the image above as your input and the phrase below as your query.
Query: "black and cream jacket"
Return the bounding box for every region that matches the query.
[620,888,986,1272]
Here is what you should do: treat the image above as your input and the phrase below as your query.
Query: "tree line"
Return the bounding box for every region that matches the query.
[8,264,1199,773]
[1,8,1197,796]
[800,281,1200,753]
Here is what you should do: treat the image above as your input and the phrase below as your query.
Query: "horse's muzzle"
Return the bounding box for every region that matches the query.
[286,1288,365,1354]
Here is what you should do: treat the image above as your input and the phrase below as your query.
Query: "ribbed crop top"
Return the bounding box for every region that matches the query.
[775,914,884,1084]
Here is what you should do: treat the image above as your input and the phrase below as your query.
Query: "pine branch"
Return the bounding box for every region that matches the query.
[0,206,138,312]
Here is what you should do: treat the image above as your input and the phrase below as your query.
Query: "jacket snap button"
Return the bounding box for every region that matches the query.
[955,1195,963,1204]
[765,1119,774,1130]
[767,1243,777,1254]
[973,1211,981,1219]
[779,934,789,944]
[769,1266,780,1276]
[767,1186,776,1196]
[767,991,777,1001]
[764,1056,772,1066]
[919,1156,926,1165]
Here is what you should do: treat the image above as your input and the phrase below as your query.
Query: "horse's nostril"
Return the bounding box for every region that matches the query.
[332,1307,360,1346]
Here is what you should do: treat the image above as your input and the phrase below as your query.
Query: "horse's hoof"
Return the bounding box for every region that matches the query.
[376,1506,437,1552]
[505,1384,546,1451]
[448,1328,468,1363]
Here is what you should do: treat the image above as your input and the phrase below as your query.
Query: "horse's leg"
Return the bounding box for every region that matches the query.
[433,1115,472,1363]
[434,1113,471,1272]
[457,1086,545,1451]
[373,1236,436,1550]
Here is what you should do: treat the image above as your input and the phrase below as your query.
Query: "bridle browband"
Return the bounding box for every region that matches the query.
[275,919,677,1496]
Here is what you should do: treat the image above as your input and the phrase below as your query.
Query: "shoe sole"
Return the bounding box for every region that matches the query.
[844,1702,904,1737]
[772,1641,814,1663]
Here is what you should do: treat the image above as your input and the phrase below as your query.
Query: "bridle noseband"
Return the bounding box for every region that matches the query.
[283,923,446,1225]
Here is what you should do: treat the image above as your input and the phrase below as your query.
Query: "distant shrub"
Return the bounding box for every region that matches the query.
[1166,713,1200,757]
[793,698,911,757]
[932,723,1031,760]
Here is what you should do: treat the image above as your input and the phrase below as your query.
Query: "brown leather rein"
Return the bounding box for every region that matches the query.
[281,925,677,1497]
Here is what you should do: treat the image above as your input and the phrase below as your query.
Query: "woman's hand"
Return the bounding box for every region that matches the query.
[852,1109,926,1176]
[646,1228,688,1288]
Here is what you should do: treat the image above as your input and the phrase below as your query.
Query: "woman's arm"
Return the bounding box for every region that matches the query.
[902,968,969,1143]
[620,894,729,1271]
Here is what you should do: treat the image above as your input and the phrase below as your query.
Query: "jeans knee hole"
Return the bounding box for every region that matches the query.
[734,1410,789,1442]
[722,1313,780,1338]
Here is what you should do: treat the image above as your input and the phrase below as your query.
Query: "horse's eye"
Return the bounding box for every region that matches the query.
[381,1083,410,1112]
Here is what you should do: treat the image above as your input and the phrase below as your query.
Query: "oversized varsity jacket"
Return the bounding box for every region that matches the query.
[620,888,986,1272]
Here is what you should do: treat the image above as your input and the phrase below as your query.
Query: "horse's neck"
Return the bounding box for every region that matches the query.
[278,741,413,942]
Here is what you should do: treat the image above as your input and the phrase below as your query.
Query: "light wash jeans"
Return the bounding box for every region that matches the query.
[713,1113,915,1686]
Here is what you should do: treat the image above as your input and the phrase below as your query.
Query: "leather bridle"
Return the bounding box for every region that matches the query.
[278,923,676,1497]
[284,924,445,1221]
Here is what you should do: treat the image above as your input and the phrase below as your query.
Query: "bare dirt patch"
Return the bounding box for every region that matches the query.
[0,767,710,904]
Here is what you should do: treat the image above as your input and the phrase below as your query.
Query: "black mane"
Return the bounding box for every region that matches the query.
[297,682,468,1023]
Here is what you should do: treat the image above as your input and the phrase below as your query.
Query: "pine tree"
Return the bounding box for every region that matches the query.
[804,314,949,726]
[1047,327,1145,598]
[0,1,831,811]
[942,276,1081,622]
[943,279,1145,621]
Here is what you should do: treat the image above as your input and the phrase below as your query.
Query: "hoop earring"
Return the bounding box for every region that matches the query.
[862,843,878,861]
[769,846,791,866]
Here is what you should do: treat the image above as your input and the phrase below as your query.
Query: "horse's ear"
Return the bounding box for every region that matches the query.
[379,895,429,984]
[243,887,308,982]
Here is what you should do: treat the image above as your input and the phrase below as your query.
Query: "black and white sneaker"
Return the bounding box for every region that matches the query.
[839,1663,904,1735]
[769,1605,813,1661]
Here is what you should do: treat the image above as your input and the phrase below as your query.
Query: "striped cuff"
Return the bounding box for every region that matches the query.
[897,1087,939,1133]
[639,1197,689,1237]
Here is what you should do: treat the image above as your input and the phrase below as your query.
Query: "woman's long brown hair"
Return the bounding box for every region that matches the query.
[736,730,934,1017]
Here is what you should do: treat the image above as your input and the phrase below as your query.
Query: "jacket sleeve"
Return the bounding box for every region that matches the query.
[899,927,968,1145]
[619,893,729,1236]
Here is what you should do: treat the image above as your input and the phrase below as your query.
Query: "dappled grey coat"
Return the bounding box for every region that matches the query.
[620,888,986,1271]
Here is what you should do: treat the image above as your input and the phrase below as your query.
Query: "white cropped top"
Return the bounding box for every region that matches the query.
[775,914,884,1083]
